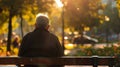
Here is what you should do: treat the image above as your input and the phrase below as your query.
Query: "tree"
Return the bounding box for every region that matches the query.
[62,0,102,34]
[0,0,25,54]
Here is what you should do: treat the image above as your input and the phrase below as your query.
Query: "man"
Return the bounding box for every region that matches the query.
[18,14,64,67]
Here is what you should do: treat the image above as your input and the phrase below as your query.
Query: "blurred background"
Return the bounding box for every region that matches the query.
[0,0,120,56]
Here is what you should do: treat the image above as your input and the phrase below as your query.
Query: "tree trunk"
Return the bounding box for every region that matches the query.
[7,11,12,55]
[20,13,24,38]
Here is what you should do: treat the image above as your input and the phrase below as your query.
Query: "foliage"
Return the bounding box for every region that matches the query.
[67,45,120,56]
[0,0,55,34]
[98,1,120,35]
[116,0,120,11]
[62,0,102,33]
[0,9,9,34]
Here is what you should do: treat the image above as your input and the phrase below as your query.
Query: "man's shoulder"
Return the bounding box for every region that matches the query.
[23,32,32,38]
[49,33,59,40]
[49,33,57,37]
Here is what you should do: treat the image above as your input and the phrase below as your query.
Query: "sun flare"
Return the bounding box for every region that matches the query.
[55,0,63,7]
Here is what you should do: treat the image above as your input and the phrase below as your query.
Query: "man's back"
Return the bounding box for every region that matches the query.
[18,27,64,57]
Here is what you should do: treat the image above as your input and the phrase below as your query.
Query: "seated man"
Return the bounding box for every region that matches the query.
[18,14,64,67]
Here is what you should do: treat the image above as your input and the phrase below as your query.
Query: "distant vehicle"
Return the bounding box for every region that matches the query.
[73,35,98,46]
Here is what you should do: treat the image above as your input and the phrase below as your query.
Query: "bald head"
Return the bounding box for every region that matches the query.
[35,14,49,29]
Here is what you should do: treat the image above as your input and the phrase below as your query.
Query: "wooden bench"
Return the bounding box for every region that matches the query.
[0,56,116,67]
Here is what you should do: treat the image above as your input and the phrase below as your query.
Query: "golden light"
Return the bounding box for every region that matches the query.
[36,13,48,18]
[65,43,76,49]
[64,36,68,40]
[74,31,79,35]
[84,27,90,31]
[105,16,110,21]
[100,20,104,24]
[77,8,80,11]
[64,50,71,55]
[55,0,63,8]
[0,40,2,43]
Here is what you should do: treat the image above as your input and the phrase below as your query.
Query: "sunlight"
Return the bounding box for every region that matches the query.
[65,43,76,49]
[36,13,48,18]
[55,0,63,8]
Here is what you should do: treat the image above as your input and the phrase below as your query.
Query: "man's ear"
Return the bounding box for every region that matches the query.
[46,25,50,30]
[35,23,38,28]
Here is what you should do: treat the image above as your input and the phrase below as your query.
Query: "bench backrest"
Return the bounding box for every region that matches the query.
[0,56,115,67]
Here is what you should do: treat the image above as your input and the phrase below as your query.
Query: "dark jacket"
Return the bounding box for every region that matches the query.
[18,27,64,67]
